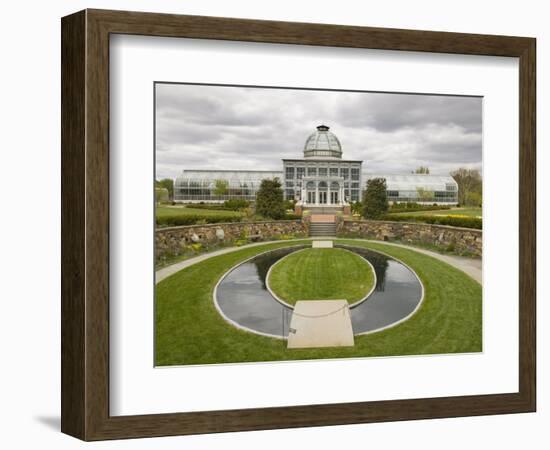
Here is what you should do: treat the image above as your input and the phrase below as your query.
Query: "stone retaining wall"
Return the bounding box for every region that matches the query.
[338,219,482,256]
[156,220,307,262]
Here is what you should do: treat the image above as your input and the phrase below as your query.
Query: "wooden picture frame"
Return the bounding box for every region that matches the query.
[61,9,536,441]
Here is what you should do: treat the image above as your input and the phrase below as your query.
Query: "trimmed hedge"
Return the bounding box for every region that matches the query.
[389,202,452,213]
[381,214,482,230]
[284,213,302,220]
[180,204,236,211]
[157,214,302,227]
[156,214,243,227]
[223,199,250,210]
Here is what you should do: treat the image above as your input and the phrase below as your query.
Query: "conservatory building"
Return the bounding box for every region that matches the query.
[174,125,458,207]
[282,125,363,207]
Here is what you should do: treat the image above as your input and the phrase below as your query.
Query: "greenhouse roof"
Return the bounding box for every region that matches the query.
[176,170,283,182]
[363,174,458,191]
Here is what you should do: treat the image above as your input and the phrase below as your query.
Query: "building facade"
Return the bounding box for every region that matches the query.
[174,125,458,207]
[282,125,363,206]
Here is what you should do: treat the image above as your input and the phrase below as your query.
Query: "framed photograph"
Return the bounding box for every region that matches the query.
[61,9,536,440]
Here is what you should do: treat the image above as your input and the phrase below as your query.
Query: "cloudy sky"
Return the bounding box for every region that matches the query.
[155,83,482,180]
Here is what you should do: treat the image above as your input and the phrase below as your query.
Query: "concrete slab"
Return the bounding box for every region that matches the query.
[312,240,333,248]
[287,300,355,349]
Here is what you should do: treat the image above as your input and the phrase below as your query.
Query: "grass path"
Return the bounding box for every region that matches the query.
[155,239,482,366]
[268,248,375,305]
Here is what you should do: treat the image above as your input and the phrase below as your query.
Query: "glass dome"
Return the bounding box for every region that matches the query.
[303,125,342,159]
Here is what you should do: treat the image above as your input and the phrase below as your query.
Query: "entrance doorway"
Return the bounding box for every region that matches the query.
[318,182,328,204]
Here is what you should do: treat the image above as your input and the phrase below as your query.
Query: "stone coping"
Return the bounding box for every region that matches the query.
[157,219,302,232]
[342,219,482,233]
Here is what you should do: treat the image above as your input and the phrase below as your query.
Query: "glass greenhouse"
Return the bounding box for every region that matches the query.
[172,126,459,206]
[364,174,458,204]
[174,170,283,203]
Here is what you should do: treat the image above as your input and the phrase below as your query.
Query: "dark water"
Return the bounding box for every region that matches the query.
[214,245,423,338]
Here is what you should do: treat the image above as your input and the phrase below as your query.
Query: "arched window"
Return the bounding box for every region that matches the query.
[330,181,340,191]
[318,181,328,191]
[306,181,315,191]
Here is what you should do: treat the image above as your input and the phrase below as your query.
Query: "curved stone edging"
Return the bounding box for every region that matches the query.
[212,241,425,338]
[343,238,482,285]
[264,246,377,310]
[337,247,378,309]
[264,247,308,310]
[212,244,307,340]
[339,244,426,336]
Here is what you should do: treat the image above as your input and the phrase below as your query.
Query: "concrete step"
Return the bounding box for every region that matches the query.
[309,222,337,237]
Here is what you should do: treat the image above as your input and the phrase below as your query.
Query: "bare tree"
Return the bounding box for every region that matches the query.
[450,168,482,206]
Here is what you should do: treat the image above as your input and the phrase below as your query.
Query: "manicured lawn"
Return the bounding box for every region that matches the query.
[156,205,243,218]
[268,248,375,305]
[155,239,482,366]
[389,207,482,218]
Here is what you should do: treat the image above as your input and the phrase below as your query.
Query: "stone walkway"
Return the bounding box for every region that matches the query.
[156,238,482,285]
[287,300,354,349]
[363,240,482,284]
[155,240,276,284]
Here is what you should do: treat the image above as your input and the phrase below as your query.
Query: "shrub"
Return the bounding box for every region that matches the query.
[351,201,363,215]
[184,203,234,211]
[284,213,302,220]
[283,199,296,210]
[389,202,452,213]
[380,214,482,230]
[223,199,250,210]
[446,241,456,252]
[156,214,242,227]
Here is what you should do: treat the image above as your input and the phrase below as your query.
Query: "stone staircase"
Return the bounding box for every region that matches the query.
[309,214,337,237]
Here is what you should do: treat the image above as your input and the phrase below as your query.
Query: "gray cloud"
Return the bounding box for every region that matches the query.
[155,83,482,180]
[337,93,482,133]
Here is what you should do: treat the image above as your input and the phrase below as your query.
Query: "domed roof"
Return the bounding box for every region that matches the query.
[303,125,342,159]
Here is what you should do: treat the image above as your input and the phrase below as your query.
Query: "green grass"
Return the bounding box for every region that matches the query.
[268,248,375,305]
[155,239,482,366]
[156,205,244,218]
[388,207,482,218]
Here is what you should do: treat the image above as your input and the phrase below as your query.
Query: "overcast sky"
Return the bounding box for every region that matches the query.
[155,83,482,180]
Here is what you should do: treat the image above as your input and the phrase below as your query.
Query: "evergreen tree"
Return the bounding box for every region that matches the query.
[255,178,285,219]
[362,178,389,219]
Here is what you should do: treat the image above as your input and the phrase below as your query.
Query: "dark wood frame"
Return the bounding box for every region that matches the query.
[61,9,536,441]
